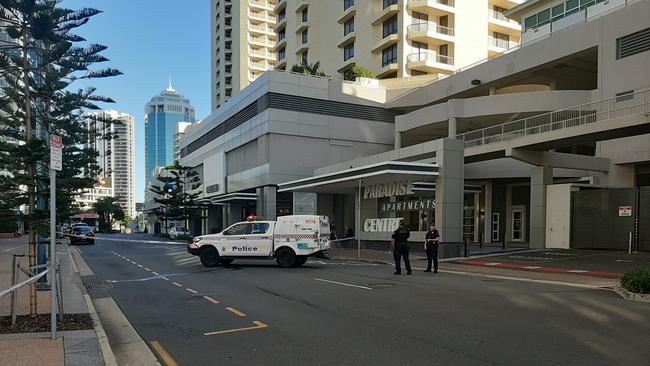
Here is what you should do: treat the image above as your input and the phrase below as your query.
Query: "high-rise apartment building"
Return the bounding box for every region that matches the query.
[273,0,523,79]
[83,110,136,218]
[144,82,196,206]
[211,0,278,111]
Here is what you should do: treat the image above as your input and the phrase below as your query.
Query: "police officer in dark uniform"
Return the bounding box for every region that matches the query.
[391,220,411,275]
[424,222,440,273]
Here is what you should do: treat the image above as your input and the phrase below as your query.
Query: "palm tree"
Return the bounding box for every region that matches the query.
[290,61,328,77]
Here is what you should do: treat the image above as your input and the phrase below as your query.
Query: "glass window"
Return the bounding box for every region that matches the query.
[383,0,397,9]
[344,18,354,35]
[302,8,308,22]
[251,223,269,234]
[382,16,398,38]
[344,0,354,10]
[344,43,354,61]
[382,44,397,67]
[302,29,308,44]
[537,9,551,25]
[552,4,564,18]
[301,50,308,65]
[278,29,285,41]
[565,0,579,12]
[524,14,537,30]
[277,47,286,61]
[224,223,252,235]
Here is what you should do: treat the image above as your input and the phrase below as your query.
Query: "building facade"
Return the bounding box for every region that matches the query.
[144,82,196,209]
[273,0,524,80]
[182,0,649,253]
[211,0,278,111]
[83,110,136,218]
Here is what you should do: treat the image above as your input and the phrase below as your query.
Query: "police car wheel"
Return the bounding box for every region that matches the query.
[200,247,221,267]
[275,248,297,268]
[296,256,308,266]
[220,259,234,266]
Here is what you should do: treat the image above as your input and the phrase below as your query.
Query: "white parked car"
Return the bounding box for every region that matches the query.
[188,215,331,268]
[169,227,191,239]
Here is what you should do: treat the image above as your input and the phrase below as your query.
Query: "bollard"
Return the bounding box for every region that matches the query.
[464,236,469,258]
[10,254,25,327]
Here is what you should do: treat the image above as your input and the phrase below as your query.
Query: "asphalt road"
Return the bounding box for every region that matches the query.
[78,234,650,366]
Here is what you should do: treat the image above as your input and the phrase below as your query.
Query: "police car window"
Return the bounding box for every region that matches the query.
[224,224,252,235]
[251,223,269,234]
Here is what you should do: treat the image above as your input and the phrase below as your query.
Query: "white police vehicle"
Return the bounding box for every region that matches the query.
[188,215,331,268]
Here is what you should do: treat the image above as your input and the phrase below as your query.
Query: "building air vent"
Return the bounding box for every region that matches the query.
[616,27,650,60]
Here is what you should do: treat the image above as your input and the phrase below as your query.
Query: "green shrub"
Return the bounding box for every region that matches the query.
[620,268,650,294]
[344,65,376,81]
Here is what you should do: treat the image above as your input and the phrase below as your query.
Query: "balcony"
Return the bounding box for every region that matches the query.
[406,22,454,45]
[248,36,274,47]
[488,9,520,34]
[248,0,274,11]
[249,23,274,35]
[377,62,399,78]
[272,37,287,51]
[249,47,275,60]
[248,10,276,24]
[337,57,356,73]
[337,31,356,48]
[487,36,518,56]
[407,52,454,74]
[406,0,455,17]
[371,4,399,25]
[371,33,399,53]
[249,61,268,71]
[273,0,286,13]
[338,3,356,24]
[273,14,287,32]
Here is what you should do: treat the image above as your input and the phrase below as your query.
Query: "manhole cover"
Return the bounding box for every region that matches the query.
[84,282,113,291]
[368,283,396,289]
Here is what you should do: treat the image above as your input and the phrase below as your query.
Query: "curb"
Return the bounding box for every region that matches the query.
[454,259,623,279]
[612,286,650,303]
[68,246,116,366]
[68,246,162,366]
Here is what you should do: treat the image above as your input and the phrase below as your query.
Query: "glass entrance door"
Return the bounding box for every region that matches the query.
[511,207,525,242]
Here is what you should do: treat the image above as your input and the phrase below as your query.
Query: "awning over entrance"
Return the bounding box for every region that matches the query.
[198,192,258,205]
[278,161,439,194]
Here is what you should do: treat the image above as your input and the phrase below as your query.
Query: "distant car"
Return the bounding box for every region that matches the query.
[69,225,95,245]
[169,227,190,240]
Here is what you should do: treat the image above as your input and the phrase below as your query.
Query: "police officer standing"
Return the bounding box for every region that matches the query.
[391,220,412,275]
[424,222,441,273]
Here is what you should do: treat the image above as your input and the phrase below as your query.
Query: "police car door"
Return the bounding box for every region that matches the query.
[220,223,252,256]
[249,222,273,256]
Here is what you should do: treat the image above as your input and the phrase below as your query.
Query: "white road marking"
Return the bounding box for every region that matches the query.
[314,278,373,290]
[484,263,501,266]
[522,266,542,269]
[567,270,589,273]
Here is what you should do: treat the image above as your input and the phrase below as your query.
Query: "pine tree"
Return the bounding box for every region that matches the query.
[0,1,121,315]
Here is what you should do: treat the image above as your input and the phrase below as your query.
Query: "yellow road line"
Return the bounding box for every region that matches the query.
[226,307,247,317]
[149,340,178,366]
[203,296,220,304]
[186,288,198,294]
[204,321,268,336]
[172,282,183,287]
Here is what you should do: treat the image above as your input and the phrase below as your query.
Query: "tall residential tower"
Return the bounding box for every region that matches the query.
[273,0,523,80]
[211,0,278,111]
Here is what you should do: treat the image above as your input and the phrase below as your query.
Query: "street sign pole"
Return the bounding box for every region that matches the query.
[50,135,63,339]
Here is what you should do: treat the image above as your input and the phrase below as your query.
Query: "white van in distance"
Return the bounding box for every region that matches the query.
[187,215,331,268]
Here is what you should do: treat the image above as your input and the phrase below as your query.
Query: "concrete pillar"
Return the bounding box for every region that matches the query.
[395,131,402,149]
[257,186,277,221]
[549,81,557,90]
[489,86,497,95]
[448,117,457,137]
[435,138,465,252]
[530,166,552,249]
[293,192,317,215]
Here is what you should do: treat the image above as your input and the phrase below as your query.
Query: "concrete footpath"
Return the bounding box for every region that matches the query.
[0,237,110,366]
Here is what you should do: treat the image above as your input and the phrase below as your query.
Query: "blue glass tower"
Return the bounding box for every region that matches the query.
[144,80,196,206]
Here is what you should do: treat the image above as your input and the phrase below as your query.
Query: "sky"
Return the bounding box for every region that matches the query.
[62,0,212,203]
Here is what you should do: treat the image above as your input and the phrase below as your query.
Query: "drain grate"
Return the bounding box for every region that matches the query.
[84,282,113,291]
[368,283,396,289]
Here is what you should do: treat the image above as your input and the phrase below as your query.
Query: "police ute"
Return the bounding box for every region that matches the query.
[188,215,331,268]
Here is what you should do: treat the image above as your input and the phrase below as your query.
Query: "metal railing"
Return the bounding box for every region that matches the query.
[407,51,454,65]
[488,9,520,26]
[248,10,274,21]
[249,48,271,57]
[248,36,274,45]
[408,0,455,7]
[488,36,517,50]
[249,23,272,33]
[407,22,454,36]
[456,89,650,148]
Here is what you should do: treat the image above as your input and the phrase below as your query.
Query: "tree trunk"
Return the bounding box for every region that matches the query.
[22,21,37,317]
